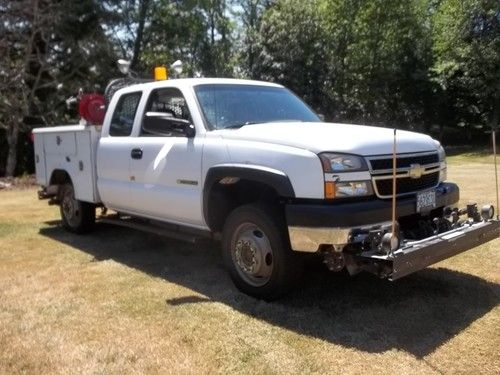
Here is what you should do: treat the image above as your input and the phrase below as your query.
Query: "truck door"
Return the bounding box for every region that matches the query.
[128,87,204,227]
[97,91,142,212]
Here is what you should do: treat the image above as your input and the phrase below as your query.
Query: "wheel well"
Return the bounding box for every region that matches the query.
[205,179,285,233]
[49,169,72,186]
[47,170,72,199]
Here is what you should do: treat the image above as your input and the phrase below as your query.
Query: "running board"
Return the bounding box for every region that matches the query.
[97,215,212,245]
[357,220,500,281]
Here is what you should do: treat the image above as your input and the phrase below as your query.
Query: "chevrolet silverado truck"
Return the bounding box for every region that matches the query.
[33,78,500,300]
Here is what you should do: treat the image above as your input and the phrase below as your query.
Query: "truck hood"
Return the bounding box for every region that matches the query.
[215,122,438,156]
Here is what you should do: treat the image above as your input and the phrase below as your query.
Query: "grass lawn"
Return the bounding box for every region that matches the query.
[0,155,499,374]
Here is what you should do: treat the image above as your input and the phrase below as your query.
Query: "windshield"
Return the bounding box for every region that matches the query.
[194,84,321,130]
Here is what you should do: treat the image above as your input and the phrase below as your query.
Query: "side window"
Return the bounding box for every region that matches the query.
[109,92,142,136]
[141,88,191,136]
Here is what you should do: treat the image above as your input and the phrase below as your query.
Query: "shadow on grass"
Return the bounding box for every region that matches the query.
[40,222,499,358]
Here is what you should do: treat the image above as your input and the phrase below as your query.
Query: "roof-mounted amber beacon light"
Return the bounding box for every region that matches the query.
[154,66,168,81]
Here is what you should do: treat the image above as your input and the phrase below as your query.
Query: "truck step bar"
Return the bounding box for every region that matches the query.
[97,215,213,245]
[356,219,500,280]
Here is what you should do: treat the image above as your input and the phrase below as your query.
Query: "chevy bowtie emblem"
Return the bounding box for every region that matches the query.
[409,163,425,179]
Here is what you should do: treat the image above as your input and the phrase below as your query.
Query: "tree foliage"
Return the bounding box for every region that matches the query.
[0,0,116,176]
[432,0,500,130]
[256,0,327,111]
[0,0,499,176]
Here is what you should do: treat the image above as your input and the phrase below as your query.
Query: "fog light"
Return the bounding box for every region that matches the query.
[481,204,494,220]
[335,181,372,198]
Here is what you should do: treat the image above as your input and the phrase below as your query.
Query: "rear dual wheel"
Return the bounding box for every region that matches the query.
[222,204,301,301]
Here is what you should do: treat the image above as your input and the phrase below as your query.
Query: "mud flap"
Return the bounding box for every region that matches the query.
[357,220,500,281]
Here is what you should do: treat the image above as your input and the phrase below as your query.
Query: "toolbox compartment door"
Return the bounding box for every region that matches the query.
[43,132,77,156]
[33,133,47,186]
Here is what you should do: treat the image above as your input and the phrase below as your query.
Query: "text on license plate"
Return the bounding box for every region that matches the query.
[416,190,436,212]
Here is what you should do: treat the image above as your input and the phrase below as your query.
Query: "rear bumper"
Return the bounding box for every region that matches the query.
[286,182,459,252]
[38,185,58,200]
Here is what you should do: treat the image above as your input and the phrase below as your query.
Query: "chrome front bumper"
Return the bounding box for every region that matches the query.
[285,182,460,253]
[288,226,352,252]
[289,216,499,282]
[288,222,391,252]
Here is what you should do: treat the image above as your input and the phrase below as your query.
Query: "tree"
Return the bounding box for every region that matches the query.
[254,0,436,126]
[199,0,234,76]
[0,0,56,176]
[232,0,273,78]
[127,0,235,77]
[432,0,500,132]
[255,0,327,112]
[320,0,436,127]
[0,0,116,176]
[101,0,155,72]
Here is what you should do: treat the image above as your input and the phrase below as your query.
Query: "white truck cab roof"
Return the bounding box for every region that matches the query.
[118,77,284,93]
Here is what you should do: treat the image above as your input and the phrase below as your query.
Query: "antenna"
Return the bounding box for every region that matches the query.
[493,129,499,219]
[392,128,397,238]
[381,128,400,254]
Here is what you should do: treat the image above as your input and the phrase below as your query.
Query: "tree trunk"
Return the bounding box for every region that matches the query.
[490,90,499,131]
[131,0,150,70]
[5,121,19,177]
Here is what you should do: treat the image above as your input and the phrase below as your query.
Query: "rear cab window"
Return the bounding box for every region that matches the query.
[109,92,142,136]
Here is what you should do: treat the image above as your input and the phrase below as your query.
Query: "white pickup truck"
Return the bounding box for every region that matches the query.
[33,78,499,300]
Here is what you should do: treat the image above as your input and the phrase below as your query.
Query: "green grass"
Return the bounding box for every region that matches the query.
[446,148,499,165]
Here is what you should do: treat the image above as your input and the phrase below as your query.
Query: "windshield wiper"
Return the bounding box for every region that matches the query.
[223,119,305,130]
[223,121,261,130]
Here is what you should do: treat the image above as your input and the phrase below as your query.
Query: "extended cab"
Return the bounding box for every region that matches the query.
[33,78,499,300]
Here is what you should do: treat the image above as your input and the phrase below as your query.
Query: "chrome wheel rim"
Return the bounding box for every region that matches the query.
[231,223,274,287]
[61,187,80,227]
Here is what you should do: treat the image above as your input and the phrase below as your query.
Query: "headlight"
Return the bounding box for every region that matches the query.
[436,144,447,182]
[325,180,373,199]
[437,145,446,162]
[319,153,368,172]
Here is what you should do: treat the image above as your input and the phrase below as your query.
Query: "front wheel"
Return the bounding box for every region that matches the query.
[59,183,95,233]
[222,204,301,300]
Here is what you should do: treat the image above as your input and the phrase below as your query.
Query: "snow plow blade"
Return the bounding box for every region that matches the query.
[359,220,500,281]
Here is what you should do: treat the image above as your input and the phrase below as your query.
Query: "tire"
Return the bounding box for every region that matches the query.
[59,183,95,233]
[221,204,302,300]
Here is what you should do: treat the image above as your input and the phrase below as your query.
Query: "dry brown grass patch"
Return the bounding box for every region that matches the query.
[0,156,499,374]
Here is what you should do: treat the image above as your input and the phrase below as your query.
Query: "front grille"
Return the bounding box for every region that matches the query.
[375,171,440,197]
[370,153,439,171]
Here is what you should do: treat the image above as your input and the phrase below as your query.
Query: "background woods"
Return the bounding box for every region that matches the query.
[0,0,499,176]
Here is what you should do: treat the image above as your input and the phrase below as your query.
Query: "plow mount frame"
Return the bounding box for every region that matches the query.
[355,219,500,280]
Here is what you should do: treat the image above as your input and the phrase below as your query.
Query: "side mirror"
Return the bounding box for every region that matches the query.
[143,112,195,137]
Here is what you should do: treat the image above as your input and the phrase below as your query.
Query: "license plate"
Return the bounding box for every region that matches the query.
[416,190,436,213]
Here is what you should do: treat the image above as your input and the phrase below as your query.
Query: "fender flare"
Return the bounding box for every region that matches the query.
[203,164,295,229]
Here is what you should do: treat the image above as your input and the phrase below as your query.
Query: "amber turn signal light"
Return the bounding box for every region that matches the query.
[325,182,336,199]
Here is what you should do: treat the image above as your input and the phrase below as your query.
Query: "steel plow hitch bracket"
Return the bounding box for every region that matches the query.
[355,204,500,280]
[354,210,500,280]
